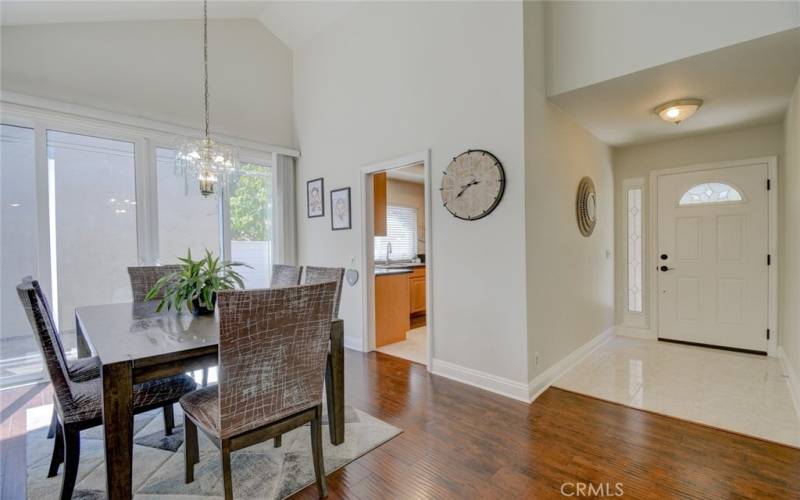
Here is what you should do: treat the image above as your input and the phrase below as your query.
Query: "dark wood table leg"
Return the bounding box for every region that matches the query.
[102,361,134,500]
[326,319,345,445]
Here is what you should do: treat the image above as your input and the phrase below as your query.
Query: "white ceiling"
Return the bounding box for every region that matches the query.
[387,164,425,184]
[549,28,800,147]
[0,1,358,50]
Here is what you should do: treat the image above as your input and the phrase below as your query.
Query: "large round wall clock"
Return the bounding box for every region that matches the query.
[440,149,505,220]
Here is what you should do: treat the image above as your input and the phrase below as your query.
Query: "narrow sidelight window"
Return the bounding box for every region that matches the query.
[626,184,643,313]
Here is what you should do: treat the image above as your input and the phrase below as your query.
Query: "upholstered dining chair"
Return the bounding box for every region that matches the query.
[128,265,210,387]
[270,263,303,287]
[300,266,346,447]
[303,266,345,319]
[180,282,337,500]
[17,278,197,500]
[127,264,182,303]
[31,277,104,440]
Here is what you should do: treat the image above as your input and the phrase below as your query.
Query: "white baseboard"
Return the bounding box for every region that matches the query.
[430,327,615,404]
[343,335,364,352]
[615,325,656,339]
[430,358,531,403]
[527,326,615,402]
[778,346,800,421]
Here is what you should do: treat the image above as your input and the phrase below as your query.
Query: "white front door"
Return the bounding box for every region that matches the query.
[657,163,769,352]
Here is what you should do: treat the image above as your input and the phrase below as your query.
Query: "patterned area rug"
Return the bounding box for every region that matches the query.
[26,403,401,499]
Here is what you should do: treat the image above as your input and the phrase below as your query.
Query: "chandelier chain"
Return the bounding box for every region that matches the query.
[203,0,209,138]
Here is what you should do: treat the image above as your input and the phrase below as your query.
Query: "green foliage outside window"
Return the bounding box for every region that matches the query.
[229,163,272,241]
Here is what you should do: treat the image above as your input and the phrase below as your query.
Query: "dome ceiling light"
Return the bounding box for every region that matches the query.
[654,98,703,125]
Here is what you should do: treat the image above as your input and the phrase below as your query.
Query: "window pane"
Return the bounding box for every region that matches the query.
[229,163,273,288]
[156,147,220,263]
[627,188,643,313]
[679,182,742,205]
[47,130,137,333]
[375,205,418,262]
[1,125,43,386]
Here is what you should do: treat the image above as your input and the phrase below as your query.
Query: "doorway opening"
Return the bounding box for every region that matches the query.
[360,151,432,368]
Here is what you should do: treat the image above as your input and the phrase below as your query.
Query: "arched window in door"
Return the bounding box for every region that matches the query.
[678,182,743,206]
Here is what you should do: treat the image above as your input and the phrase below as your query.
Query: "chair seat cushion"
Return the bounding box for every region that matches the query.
[179,385,219,434]
[60,374,197,425]
[67,356,101,383]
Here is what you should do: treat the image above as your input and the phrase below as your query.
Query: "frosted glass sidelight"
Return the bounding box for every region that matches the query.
[229,163,273,288]
[627,188,643,313]
[157,147,220,263]
[679,182,742,206]
[47,130,138,333]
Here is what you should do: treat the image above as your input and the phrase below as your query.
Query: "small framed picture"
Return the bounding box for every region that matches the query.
[330,187,352,230]
[307,178,324,218]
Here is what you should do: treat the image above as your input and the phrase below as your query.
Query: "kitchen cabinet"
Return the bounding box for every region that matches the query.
[373,172,387,237]
[409,266,426,315]
[375,272,410,347]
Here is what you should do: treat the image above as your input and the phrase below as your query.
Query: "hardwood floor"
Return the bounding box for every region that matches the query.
[2,351,800,499]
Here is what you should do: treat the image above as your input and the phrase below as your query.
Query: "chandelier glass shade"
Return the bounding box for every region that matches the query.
[175,0,238,197]
[176,136,238,197]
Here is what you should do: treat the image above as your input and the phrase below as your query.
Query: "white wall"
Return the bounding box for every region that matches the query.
[612,123,785,329]
[293,1,529,385]
[782,77,800,375]
[545,1,800,96]
[524,2,615,380]
[1,19,295,147]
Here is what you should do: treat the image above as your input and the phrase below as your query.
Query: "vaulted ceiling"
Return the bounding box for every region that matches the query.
[0,0,357,50]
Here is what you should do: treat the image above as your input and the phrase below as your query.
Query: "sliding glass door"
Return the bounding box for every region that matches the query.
[0,112,281,388]
[0,125,42,386]
[228,162,273,288]
[156,147,221,263]
[47,130,138,333]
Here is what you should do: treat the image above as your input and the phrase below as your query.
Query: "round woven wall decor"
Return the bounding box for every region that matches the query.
[576,176,597,237]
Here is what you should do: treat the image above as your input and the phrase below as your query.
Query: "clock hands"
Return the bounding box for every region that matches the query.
[456,178,480,198]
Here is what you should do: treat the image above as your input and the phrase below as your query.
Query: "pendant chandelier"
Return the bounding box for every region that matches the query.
[175,0,238,197]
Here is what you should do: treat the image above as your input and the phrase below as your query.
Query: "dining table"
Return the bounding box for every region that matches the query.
[74,301,345,500]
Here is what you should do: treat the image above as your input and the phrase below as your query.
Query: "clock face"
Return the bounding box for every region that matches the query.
[440,150,505,220]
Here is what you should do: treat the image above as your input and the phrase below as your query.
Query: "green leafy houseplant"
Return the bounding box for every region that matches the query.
[145,249,248,316]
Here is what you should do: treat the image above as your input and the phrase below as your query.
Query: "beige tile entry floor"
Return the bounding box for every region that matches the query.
[376,327,427,366]
[553,336,800,448]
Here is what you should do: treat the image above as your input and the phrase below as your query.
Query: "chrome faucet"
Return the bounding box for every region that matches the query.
[384,241,392,264]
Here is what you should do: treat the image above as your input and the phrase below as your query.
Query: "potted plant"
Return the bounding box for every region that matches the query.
[146,249,248,316]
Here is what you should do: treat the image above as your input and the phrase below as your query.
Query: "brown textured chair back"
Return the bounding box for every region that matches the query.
[127,265,181,303]
[216,282,336,439]
[270,264,303,288]
[303,266,345,319]
[16,278,74,407]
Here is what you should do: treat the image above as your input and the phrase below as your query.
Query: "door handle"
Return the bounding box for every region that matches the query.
[659,265,674,272]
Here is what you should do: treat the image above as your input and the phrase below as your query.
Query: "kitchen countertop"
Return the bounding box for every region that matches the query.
[375,267,413,276]
[374,262,425,276]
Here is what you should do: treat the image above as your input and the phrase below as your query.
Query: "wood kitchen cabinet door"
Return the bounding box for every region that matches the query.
[410,277,426,314]
[375,273,410,347]
[373,172,387,236]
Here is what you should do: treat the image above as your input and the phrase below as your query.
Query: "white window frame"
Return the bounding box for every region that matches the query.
[1,92,297,305]
[623,177,647,329]
[374,203,419,262]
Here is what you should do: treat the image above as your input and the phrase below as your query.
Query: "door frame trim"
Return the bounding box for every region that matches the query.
[648,156,778,357]
[359,150,433,370]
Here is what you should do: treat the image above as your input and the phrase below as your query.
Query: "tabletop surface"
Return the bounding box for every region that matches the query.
[76,302,218,366]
